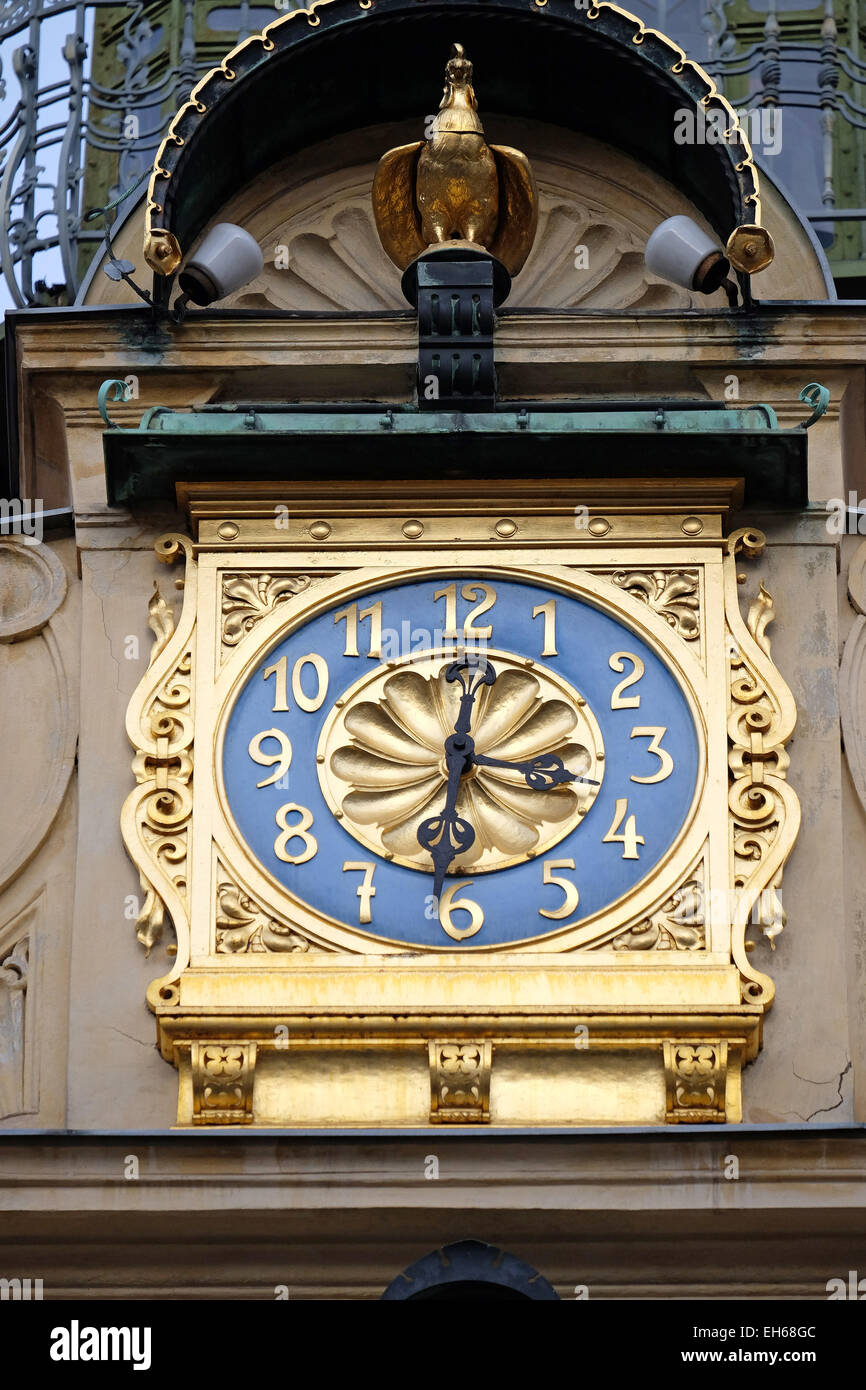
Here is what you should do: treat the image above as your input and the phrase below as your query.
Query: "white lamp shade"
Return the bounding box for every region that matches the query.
[180,222,263,303]
[645,215,721,290]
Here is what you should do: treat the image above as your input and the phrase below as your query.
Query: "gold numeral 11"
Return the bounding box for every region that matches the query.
[334,601,383,658]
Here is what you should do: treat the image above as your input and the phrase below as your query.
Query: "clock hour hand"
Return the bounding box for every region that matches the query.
[417,739,475,904]
[416,655,496,904]
[471,751,600,791]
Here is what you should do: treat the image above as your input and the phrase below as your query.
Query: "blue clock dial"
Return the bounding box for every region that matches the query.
[221,575,701,948]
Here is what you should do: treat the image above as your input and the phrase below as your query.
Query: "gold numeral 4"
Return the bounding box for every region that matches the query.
[603,798,645,859]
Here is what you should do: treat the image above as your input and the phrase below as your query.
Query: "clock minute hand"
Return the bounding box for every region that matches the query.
[472,751,600,791]
[416,655,497,905]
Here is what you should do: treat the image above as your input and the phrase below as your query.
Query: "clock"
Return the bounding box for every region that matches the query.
[218,572,704,950]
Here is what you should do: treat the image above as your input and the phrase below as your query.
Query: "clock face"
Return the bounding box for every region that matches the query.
[220,574,702,949]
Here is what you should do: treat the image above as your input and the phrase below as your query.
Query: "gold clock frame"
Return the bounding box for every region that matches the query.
[121,478,800,1127]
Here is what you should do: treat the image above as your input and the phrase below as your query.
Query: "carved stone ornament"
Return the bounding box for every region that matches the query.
[611,865,706,951]
[429,1041,492,1124]
[0,936,29,1119]
[215,864,324,954]
[221,571,314,655]
[841,541,866,816]
[664,1040,728,1123]
[606,568,701,642]
[190,1041,256,1126]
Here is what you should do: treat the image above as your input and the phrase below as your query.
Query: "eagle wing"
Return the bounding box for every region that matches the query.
[489,146,539,276]
[371,142,426,270]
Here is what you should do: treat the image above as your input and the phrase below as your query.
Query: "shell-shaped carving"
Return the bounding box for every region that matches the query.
[320,656,604,873]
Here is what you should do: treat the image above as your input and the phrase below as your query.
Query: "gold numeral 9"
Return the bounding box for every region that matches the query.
[248,729,293,787]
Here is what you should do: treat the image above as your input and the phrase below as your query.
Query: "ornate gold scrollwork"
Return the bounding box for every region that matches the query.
[121,536,196,1009]
[190,1041,256,1125]
[724,529,800,1007]
[220,571,315,655]
[664,1040,728,1123]
[215,862,323,953]
[429,1041,492,1123]
[611,863,705,950]
[604,567,701,643]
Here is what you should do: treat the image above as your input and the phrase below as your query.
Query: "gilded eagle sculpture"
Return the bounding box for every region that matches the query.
[372,44,538,277]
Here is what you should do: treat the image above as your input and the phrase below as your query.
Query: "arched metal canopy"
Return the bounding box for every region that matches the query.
[144,0,762,279]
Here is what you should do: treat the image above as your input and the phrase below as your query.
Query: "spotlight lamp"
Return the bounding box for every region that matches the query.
[644,214,775,307]
[88,179,263,322]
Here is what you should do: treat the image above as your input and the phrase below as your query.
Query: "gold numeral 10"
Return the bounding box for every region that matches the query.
[263,653,329,712]
[334,601,383,658]
[603,798,645,859]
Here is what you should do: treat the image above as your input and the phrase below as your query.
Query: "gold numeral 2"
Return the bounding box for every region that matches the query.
[609,651,644,709]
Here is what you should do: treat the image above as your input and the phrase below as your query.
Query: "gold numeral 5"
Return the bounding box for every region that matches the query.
[274,803,318,863]
[630,726,674,783]
[538,858,579,919]
[603,798,645,859]
[609,652,644,709]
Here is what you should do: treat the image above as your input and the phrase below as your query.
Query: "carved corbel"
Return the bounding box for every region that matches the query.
[190,1041,257,1125]
[663,1040,728,1123]
[429,1041,492,1123]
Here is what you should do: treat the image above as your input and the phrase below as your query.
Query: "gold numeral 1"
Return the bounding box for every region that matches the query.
[274,803,318,863]
[538,858,579,919]
[343,861,376,923]
[603,798,645,859]
[532,599,558,656]
[334,601,383,658]
[630,726,674,784]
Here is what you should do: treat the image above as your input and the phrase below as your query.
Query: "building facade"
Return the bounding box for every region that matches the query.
[1,0,865,1300]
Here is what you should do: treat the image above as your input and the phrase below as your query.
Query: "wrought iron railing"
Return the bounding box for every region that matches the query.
[0,0,862,308]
